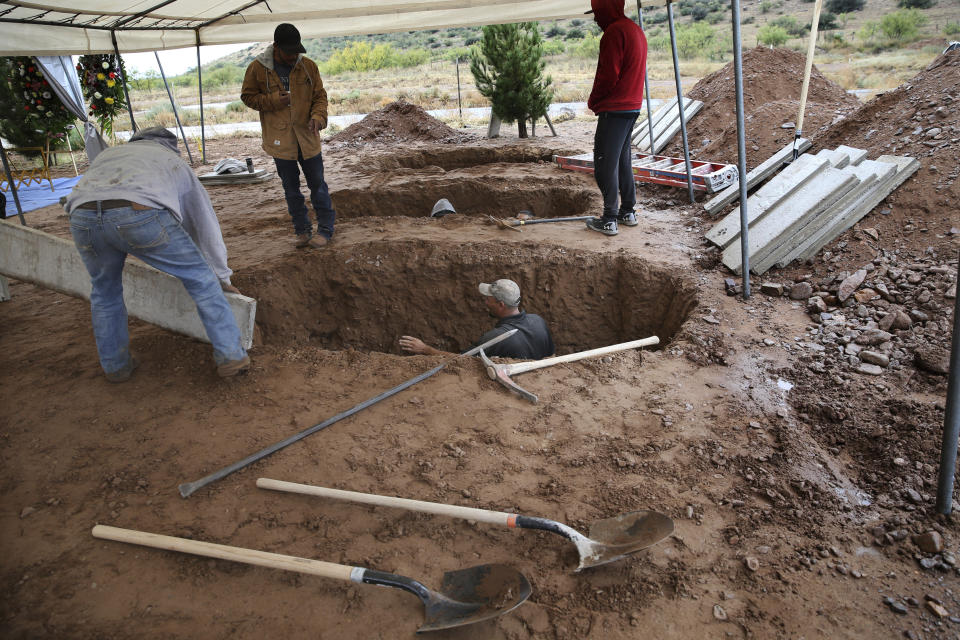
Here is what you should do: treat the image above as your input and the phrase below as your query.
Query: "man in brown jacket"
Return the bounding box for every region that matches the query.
[241,23,336,249]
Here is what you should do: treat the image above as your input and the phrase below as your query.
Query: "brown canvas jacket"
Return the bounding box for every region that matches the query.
[240,45,328,161]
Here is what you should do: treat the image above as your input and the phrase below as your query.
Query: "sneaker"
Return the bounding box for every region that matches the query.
[106,355,139,383]
[217,355,251,378]
[308,234,329,249]
[617,211,639,226]
[294,232,312,248]
[585,217,618,236]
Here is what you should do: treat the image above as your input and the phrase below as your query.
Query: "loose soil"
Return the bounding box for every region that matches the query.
[1,48,959,640]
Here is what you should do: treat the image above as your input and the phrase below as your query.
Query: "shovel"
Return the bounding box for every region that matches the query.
[92,524,530,633]
[257,479,675,571]
[487,214,593,232]
[481,336,660,404]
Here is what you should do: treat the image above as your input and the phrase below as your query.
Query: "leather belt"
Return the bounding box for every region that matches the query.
[76,199,153,211]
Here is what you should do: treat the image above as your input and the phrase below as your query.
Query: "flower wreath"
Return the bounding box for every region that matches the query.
[76,54,127,138]
[5,57,74,138]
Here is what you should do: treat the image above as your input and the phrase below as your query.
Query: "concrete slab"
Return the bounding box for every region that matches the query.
[706,154,830,249]
[722,166,859,274]
[632,97,677,146]
[795,155,919,263]
[773,160,896,269]
[632,97,702,154]
[815,148,852,169]
[0,220,256,349]
[836,145,869,166]
[703,139,811,215]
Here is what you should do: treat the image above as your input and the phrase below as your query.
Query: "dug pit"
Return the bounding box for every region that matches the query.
[241,240,698,353]
[332,145,594,220]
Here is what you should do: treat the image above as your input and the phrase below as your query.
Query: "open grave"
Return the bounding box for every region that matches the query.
[243,240,698,352]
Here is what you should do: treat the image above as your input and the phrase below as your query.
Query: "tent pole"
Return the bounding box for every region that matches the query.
[155,52,194,165]
[196,30,206,164]
[111,30,137,134]
[1,144,26,226]
[731,0,751,298]
[666,0,695,203]
[636,1,656,153]
[455,56,462,120]
[935,252,960,514]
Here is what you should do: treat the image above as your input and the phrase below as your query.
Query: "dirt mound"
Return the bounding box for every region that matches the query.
[663,47,860,166]
[327,99,476,145]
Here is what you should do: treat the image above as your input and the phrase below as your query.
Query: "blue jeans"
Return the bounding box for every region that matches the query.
[274,149,336,239]
[69,205,248,375]
[594,111,640,220]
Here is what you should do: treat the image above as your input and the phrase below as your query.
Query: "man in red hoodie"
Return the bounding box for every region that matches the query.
[585,0,648,236]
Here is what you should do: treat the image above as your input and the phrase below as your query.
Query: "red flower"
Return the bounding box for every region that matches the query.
[24,105,29,110]
[27,66,33,72]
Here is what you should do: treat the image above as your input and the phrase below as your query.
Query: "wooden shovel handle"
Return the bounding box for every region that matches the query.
[502,336,659,376]
[92,525,355,581]
[257,478,514,527]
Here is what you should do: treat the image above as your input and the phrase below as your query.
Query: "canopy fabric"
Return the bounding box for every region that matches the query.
[0,1,668,56]
[34,55,108,161]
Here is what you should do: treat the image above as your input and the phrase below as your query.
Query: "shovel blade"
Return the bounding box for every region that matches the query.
[576,511,675,570]
[418,564,531,633]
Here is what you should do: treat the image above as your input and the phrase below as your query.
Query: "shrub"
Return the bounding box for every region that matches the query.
[675,22,716,58]
[570,33,601,58]
[819,12,839,30]
[945,22,960,36]
[565,27,585,39]
[897,0,935,7]
[225,100,247,113]
[644,10,668,24]
[542,40,567,56]
[826,0,865,12]
[545,23,565,38]
[758,25,790,46]
[324,41,393,74]
[760,1,775,13]
[772,15,808,37]
[880,9,927,40]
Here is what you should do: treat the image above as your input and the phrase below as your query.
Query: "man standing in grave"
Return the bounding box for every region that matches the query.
[241,23,337,249]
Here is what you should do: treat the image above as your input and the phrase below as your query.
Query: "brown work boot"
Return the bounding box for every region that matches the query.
[308,234,329,249]
[294,232,312,248]
[217,355,251,378]
[106,355,139,383]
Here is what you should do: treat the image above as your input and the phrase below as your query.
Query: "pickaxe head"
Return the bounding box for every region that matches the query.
[478,348,538,404]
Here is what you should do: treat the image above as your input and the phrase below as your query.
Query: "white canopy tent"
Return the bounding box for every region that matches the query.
[0,1,671,55]
[0,0,755,296]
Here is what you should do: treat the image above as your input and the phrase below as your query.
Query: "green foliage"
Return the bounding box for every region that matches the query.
[675,22,717,58]
[469,22,552,138]
[565,27,586,39]
[225,100,247,113]
[880,9,927,40]
[643,10,668,24]
[771,15,808,37]
[570,33,601,58]
[857,20,881,42]
[897,0,935,8]
[542,40,567,56]
[826,0,865,12]
[945,21,960,36]
[325,41,393,73]
[204,64,244,88]
[760,1,776,14]
[128,69,163,92]
[819,12,839,30]
[545,23,565,38]
[0,57,75,148]
[758,25,790,46]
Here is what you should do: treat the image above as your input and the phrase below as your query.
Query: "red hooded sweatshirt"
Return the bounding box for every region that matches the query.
[587,0,648,114]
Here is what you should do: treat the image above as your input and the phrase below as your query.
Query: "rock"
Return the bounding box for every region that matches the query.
[761,282,784,297]
[889,600,908,615]
[915,346,949,375]
[860,351,890,367]
[857,363,883,376]
[908,309,929,323]
[713,604,728,621]
[702,315,720,325]
[790,282,814,300]
[781,121,795,129]
[862,227,879,241]
[20,506,35,518]
[856,329,893,345]
[920,557,938,570]
[745,556,760,572]
[914,531,944,553]
[892,311,912,330]
[808,296,828,313]
[875,282,893,301]
[927,601,949,618]
[838,269,867,302]
[879,313,896,331]
[946,284,956,299]
[724,278,739,296]
[853,289,876,303]
[904,488,923,503]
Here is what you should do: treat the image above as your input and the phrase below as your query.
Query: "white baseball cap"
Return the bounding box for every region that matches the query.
[478,279,521,307]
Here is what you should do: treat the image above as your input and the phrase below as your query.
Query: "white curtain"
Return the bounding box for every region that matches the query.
[35,55,108,162]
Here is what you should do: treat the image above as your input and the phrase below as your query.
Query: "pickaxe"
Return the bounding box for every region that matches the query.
[479,336,660,404]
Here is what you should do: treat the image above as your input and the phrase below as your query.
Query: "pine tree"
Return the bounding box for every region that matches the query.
[470,23,553,138]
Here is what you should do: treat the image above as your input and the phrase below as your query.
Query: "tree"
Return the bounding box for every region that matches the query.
[470,23,553,138]
[898,0,935,8]
[826,0,865,13]
[880,8,927,40]
[819,12,839,31]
